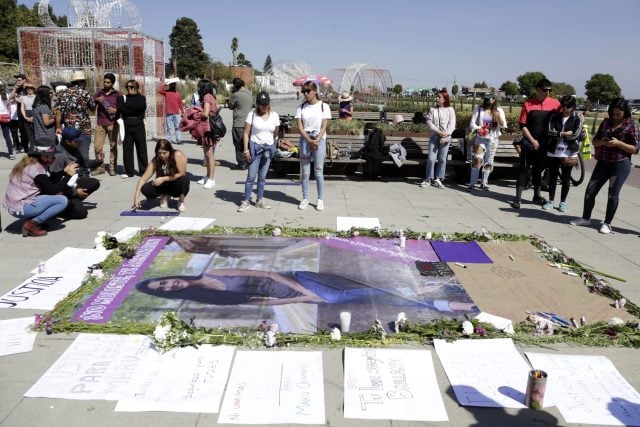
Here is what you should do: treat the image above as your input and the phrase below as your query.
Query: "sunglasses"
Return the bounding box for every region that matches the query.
[126,85,135,89]
[540,88,552,93]
[301,89,311,94]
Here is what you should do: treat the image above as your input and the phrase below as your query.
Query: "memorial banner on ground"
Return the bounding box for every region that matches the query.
[0,317,37,356]
[0,273,86,310]
[344,347,448,421]
[24,334,154,400]
[115,345,235,413]
[434,338,533,408]
[217,351,325,424]
[70,235,477,332]
[526,352,640,426]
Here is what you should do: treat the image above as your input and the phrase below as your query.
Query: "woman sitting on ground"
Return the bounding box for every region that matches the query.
[132,139,189,212]
[3,147,77,236]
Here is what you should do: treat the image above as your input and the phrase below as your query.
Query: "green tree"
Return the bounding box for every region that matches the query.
[584,73,621,104]
[551,82,576,97]
[236,53,252,68]
[211,60,233,82]
[473,81,488,88]
[451,84,459,96]
[169,17,208,79]
[517,71,547,97]
[392,84,403,95]
[263,54,272,74]
[499,81,519,99]
[231,37,238,66]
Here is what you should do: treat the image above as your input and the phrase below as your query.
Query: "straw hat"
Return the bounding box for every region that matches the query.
[392,114,405,125]
[165,77,180,85]
[339,91,353,102]
[70,70,86,82]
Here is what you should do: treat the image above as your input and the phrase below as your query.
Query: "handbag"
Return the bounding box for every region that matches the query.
[0,113,10,124]
[561,156,578,167]
[208,112,226,139]
[327,141,340,160]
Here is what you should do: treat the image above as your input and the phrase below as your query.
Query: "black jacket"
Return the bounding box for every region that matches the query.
[547,113,583,155]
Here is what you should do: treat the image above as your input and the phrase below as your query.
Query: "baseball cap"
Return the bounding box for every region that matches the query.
[61,127,82,142]
[256,91,270,105]
[14,73,26,79]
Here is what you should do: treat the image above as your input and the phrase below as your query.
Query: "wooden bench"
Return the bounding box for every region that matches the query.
[330,111,415,123]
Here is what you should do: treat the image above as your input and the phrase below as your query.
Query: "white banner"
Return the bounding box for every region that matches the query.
[29,247,109,275]
[218,351,325,424]
[344,347,448,421]
[115,345,235,413]
[434,338,532,408]
[0,274,86,310]
[24,334,153,400]
[526,352,640,426]
[159,217,215,231]
[0,317,37,357]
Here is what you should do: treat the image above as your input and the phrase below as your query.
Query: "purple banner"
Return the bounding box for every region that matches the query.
[430,240,493,263]
[72,236,170,323]
[319,236,439,266]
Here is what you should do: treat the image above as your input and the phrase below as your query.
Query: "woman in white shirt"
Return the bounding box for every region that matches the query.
[295,81,331,210]
[422,88,456,188]
[237,91,279,212]
[468,94,507,190]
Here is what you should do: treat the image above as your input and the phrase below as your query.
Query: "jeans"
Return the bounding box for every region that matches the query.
[425,134,450,180]
[546,157,572,203]
[166,114,181,143]
[16,195,68,223]
[243,141,275,201]
[581,158,631,224]
[1,122,13,156]
[299,136,325,200]
[470,136,498,185]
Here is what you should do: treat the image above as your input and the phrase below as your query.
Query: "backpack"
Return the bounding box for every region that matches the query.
[208,112,226,139]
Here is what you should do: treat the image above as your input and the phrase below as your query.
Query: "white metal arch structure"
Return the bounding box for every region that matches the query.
[333,63,393,95]
[38,0,142,31]
[262,59,311,93]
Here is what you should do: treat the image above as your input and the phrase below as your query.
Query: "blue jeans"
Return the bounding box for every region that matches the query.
[582,158,631,224]
[166,114,181,143]
[243,141,275,201]
[299,136,325,200]
[15,195,68,224]
[425,134,450,180]
[1,123,13,156]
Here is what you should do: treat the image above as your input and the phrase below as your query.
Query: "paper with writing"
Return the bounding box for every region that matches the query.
[158,216,215,231]
[0,317,37,356]
[0,274,86,310]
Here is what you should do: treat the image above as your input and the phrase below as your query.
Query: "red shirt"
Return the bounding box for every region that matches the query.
[159,89,184,115]
[519,96,561,124]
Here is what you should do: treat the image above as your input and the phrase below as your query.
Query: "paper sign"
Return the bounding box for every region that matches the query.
[336,217,381,232]
[218,351,325,424]
[526,352,640,426]
[434,338,532,408]
[158,217,215,231]
[112,227,142,243]
[115,345,235,413]
[344,348,448,421]
[0,274,86,310]
[0,317,37,356]
[29,247,109,275]
[24,334,153,400]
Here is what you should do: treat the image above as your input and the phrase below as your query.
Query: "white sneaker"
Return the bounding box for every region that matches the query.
[432,178,444,189]
[197,177,206,185]
[599,223,612,234]
[120,174,130,179]
[237,200,250,212]
[159,196,168,208]
[316,200,324,211]
[203,179,215,189]
[178,202,186,212]
[570,217,591,226]
[298,199,309,210]
[419,180,430,188]
[255,200,271,209]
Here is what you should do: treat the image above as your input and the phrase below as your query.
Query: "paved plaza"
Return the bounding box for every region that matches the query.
[1,99,639,426]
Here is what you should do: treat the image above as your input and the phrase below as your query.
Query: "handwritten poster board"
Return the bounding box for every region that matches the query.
[434,338,533,408]
[158,216,215,231]
[0,274,86,310]
[344,347,448,421]
[0,317,37,357]
[115,345,234,413]
[218,351,325,424]
[526,352,640,426]
[24,334,153,400]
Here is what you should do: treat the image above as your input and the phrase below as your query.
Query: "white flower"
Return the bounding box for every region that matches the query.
[462,320,474,335]
[608,317,625,326]
[264,330,277,347]
[425,232,432,240]
[272,227,282,237]
[330,327,341,341]
[153,324,171,342]
[90,269,104,279]
[396,312,407,323]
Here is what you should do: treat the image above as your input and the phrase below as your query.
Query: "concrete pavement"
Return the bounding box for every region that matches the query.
[1,99,639,426]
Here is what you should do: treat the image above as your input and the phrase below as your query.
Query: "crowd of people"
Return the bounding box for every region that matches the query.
[1,73,639,237]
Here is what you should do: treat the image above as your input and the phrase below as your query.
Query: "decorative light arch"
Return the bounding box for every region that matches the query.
[328,63,393,95]
[38,0,142,31]
[261,59,311,93]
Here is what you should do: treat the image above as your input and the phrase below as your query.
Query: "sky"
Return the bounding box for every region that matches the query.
[20,0,640,97]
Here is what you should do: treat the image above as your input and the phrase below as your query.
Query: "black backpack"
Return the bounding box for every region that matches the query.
[208,112,227,139]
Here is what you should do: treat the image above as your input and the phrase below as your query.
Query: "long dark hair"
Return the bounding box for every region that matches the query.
[482,95,502,129]
[608,98,631,119]
[136,275,237,305]
[197,79,216,102]
[33,85,52,108]
[153,139,177,177]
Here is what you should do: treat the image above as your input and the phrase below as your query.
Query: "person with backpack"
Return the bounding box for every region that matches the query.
[194,79,219,189]
[295,81,331,210]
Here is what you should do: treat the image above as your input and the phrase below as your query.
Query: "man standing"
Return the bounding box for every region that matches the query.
[92,73,119,176]
[159,78,184,145]
[55,70,96,176]
[511,78,561,209]
[9,73,30,153]
[229,78,252,169]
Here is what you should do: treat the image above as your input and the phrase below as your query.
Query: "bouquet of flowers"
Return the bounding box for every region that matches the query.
[477,124,490,138]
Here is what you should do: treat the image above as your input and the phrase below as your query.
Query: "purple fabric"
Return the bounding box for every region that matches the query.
[430,240,493,263]
[120,210,179,216]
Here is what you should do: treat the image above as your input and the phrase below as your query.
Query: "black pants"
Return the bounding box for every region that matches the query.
[232,126,246,168]
[515,148,546,200]
[123,121,148,176]
[141,175,190,199]
[62,177,101,219]
[16,117,30,151]
[546,157,572,202]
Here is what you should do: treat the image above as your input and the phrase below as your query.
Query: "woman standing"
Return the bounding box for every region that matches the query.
[117,80,147,178]
[195,79,218,189]
[295,81,331,210]
[468,94,507,190]
[570,98,639,234]
[132,139,189,212]
[31,86,57,148]
[338,92,353,120]
[0,80,16,159]
[422,88,456,188]
[20,83,36,150]
[237,91,279,212]
[3,147,76,236]
[544,95,583,212]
